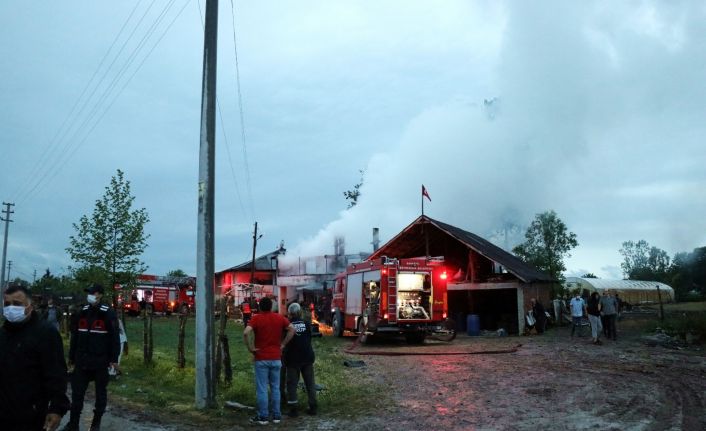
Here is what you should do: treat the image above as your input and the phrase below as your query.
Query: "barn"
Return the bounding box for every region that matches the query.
[368,215,555,334]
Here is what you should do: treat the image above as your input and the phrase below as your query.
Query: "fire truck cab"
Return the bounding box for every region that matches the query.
[331,256,455,343]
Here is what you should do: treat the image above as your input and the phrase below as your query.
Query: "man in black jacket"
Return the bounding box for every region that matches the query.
[63,284,120,431]
[283,302,317,418]
[1,284,70,431]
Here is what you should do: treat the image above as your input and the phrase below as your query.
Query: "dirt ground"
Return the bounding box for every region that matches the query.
[61,318,706,430]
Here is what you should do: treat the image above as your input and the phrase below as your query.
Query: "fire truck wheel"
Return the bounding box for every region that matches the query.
[332,310,344,338]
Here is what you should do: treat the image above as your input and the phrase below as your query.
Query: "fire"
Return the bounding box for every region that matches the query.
[312,318,334,336]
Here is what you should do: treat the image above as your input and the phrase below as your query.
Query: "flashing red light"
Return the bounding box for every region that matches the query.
[382,268,387,275]
[383,313,389,320]
[440,271,447,280]
[443,312,447,319]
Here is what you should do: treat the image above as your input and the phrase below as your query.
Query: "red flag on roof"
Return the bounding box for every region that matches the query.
[422,185,431,202]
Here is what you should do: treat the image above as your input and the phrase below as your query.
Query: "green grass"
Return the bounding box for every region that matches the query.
[105,316,383,427]
[662,301,706,312]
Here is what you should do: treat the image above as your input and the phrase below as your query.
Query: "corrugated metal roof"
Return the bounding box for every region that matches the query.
[565,277,674,292]
[218,249,282,273]
[369,215,554,283]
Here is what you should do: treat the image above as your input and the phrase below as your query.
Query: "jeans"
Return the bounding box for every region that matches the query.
[570,316,584,337]
[254,360,282,419]
[286,362,317,410]
[588,314,602,340]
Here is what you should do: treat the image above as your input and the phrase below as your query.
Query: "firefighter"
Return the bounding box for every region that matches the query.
[242,298,253,326]
[63,284,120,431]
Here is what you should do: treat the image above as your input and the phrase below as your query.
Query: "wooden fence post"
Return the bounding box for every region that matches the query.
[177,314,187,368]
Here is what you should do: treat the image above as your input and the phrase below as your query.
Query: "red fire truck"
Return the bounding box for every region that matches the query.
[121,275,195,316]
[331,256,455,343]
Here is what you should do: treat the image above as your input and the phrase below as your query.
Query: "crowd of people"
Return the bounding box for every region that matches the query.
[526,289,623,344]
[2,283,320,430]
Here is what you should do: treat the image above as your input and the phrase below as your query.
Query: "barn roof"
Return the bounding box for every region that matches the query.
[218,249,282,273]
[368,215,554,283]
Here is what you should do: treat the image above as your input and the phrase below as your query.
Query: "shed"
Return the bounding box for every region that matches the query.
[564,277,675,304]
[368,215,555,334]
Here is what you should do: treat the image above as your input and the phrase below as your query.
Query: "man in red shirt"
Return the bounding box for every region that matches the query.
[243,297,295,425]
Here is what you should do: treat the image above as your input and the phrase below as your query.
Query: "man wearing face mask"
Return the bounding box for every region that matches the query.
[0,284,70,431]
[62,284,120,431]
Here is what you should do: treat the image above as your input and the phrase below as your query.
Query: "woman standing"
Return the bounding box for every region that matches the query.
[587,292,603,345]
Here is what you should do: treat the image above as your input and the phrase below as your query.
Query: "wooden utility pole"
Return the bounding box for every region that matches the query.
[0,202,14,314]
[195,0,218,409]
[250,222,260,284]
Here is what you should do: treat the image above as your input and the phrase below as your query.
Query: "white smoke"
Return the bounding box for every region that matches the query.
[289,1,706,276]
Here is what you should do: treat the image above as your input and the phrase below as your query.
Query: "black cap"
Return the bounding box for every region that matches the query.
[85,284,105,294]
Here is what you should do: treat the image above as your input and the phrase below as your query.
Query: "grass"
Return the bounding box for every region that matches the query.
[646,302,706,342]
[661,301,706,312]
[104,316,384,427]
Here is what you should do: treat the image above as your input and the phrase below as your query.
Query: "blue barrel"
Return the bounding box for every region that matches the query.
[466,314,480,336]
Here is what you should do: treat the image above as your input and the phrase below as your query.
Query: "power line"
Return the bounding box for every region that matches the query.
[13,0,154,204]
[196,0,252,222]
[229,0,256,220]
[11,0,145,203]
[15,0,189,206]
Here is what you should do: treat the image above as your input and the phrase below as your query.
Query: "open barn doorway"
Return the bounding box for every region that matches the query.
[448,288,519,334]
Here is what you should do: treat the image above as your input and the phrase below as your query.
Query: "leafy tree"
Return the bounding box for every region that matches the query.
[619,240,670,281]
[581,273,598,278]
[512,210,578,282]
[66,169,150,299]
[343,169,364,209]
[167,269,188,277]
[667,247,706,301]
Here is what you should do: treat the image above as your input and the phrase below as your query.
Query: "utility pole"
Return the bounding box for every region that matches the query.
[249,222,261,285]
[33,269,37,284]
[0,202,14,316]
[6,260,12,285]
[195,0,218,409]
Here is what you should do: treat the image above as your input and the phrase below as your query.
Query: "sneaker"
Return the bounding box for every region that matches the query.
[249,415,269,425]
[272,417,281,424]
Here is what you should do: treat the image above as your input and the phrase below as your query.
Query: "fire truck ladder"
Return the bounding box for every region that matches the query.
[387,268,397,324]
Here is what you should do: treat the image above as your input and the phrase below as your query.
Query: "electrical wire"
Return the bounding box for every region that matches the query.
[229,0,256,220]
[11,0,145,203]
[196,0,253,222]
[16,0,189,206]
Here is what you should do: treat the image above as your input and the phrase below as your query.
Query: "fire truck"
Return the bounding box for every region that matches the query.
[331,256,456,343]
[121,275,195,316]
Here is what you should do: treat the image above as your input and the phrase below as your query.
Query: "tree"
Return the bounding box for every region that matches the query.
[343,169,364,209]
[167,269,188,277]
[581,273,598,278]
[619,240,670,281]
[512,210,578,283]
[66,169,150,298]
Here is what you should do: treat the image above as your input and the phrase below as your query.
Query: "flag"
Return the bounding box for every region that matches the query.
[422,185,431,202]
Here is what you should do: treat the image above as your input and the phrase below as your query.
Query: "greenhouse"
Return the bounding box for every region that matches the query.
[564,277,674,304]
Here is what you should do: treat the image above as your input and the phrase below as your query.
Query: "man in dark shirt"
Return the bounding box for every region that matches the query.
[283,302,317,418]
[63,284,120,431]
[1,284,70,431]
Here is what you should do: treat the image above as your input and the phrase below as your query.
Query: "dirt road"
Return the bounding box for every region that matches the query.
[62,320,705,430]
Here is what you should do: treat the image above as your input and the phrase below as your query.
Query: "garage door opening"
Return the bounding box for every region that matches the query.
[448,288,519,335]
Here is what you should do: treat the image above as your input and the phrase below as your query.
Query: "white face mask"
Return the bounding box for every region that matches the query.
[87,294,98,304]
[3,305,28,322]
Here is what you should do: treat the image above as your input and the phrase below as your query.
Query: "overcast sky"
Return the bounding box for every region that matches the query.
[1,1,705,282]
